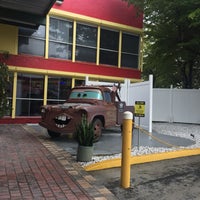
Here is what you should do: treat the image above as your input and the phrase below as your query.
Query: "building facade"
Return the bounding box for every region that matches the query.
[0,0,143,123]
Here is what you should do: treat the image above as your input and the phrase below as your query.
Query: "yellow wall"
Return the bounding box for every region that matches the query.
[0,23,18,54]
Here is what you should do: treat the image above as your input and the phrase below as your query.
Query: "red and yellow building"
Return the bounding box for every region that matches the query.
[0,0,143,124]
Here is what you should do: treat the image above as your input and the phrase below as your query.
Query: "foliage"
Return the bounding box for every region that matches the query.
[123,0,200,88]
[75,115,94,146]
[0,52,11,118]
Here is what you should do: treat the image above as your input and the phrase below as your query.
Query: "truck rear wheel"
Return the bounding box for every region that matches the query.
[92,118,103,142]
[47,130,61,138]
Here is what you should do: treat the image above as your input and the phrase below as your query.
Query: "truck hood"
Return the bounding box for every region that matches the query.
[51,102,92,109]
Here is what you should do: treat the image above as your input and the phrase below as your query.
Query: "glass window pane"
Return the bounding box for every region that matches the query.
[122,33,139,54]
[16,99,29,116]
[103,91,111,103]
[49,42,72,59]
[121,54,138,69]
[16,73,44,116]
[17,74,44,99]
[76,24,97,47]
[49,17,73,43]
[49,17,73,59]
[18,37,45,56]
[76,46,96,63]
[18,25,45,56]
[47,77,72,103]
[75,79,85,86]
[19,25,45,39]
[16,99,43,116]
[100,29,119,50]
[69,89,103,100]
[30,100,43,116]
[100,50,118,66]
[76,23,97,63]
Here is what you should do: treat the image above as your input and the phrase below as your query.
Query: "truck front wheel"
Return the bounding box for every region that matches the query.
[92,118,103,142]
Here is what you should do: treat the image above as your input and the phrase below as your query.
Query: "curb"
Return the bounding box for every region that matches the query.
[84,148,200,171]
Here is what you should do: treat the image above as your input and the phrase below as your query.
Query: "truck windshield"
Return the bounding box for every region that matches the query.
[69,89,103,100]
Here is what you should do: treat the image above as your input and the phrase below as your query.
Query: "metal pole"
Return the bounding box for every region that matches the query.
[121,111,133,188]
[138,117,140,150]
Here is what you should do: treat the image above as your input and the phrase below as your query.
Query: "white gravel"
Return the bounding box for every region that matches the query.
[80,123,200,167]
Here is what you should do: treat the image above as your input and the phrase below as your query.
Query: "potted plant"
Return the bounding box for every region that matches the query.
[75,114,94,162]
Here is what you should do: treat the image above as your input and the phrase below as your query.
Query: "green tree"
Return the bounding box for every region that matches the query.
[123,0,200,88]
[0,51,11,118]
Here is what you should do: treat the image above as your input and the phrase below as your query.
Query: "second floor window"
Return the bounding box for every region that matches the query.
[18,17,141,70]
[18,25,45,56]
[100,28,119,66]
[76,23,97,63]
[49,17,73,59]
[121,33,140,69]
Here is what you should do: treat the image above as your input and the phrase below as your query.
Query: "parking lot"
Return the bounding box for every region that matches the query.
[89,155,200,200]
[29,123,200,199]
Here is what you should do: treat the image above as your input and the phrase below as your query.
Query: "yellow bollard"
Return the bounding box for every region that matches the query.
[121,111,133,188]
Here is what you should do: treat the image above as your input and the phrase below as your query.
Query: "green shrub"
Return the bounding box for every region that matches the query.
[0,51,11,118]
[75,115,94,146]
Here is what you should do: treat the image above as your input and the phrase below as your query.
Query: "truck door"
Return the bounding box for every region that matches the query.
[103,91,117,126]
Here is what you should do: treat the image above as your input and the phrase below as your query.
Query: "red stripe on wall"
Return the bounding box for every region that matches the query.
[0,117,41,124]
[7,54,141,79]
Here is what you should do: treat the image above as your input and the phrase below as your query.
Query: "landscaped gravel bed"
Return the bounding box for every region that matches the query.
[80,123,200,166]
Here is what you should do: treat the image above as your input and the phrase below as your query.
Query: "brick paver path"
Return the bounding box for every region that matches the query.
[0,124,116,200]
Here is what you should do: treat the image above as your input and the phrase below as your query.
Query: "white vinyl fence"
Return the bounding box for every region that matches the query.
[153,88,200,124]
[85,75,200,131]
[120,76,153,133]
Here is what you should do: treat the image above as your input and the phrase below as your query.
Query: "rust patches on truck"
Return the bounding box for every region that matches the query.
[39,85,133,141]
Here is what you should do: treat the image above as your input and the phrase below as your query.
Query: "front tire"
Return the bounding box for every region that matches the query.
[47,130,61,138]
[92,118,103,142]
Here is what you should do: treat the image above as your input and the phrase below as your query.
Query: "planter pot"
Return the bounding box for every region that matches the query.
[77,145,94,162]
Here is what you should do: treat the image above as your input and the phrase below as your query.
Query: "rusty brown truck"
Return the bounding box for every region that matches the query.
[39,85,133,141]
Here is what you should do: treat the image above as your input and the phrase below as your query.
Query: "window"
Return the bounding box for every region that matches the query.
[121,33,140,69]
[103,91,112,103]
[49,17,73,59]
[76,23,97,63]
[18,16,141,69]
[100,28,119,66]
[69,89,103,100]
[75,79,85,86]
[16,74,44,116]
[47,77,72,104]
[18,25,45,56]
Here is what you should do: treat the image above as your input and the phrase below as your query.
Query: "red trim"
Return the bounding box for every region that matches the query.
[0,116,41,124]
[7,54,141,79]
[53,0,143,28]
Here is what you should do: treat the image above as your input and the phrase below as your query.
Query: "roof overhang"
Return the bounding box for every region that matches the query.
[0,0,57,28]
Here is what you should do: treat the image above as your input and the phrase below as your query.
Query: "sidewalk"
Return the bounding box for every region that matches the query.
[0,124,116,200]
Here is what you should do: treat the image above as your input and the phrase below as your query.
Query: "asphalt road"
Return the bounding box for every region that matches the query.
[89,155,200,200]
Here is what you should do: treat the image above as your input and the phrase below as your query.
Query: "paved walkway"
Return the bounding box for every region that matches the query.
[0,124,116,200]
